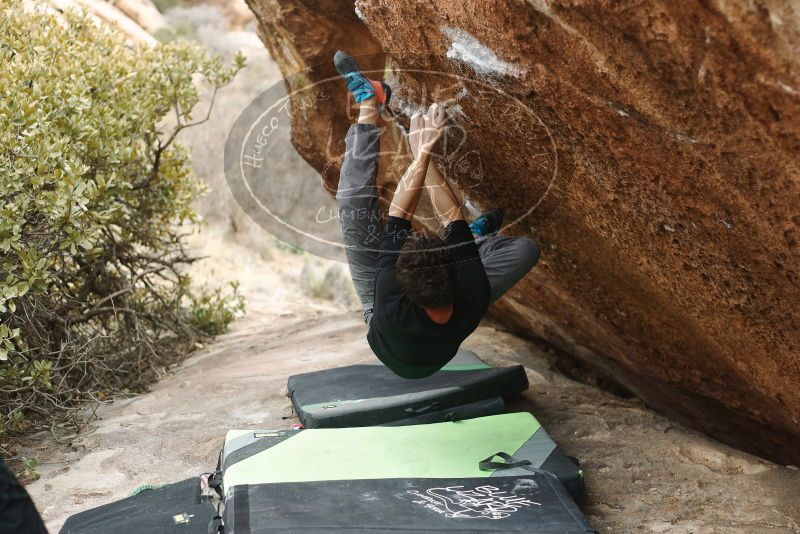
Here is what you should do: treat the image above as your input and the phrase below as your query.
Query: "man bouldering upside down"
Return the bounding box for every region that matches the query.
[334,51,540,379]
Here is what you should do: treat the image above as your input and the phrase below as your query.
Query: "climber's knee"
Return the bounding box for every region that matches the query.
[517,238,540,271]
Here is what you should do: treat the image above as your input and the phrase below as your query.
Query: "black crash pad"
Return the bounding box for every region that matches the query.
[287,349,528,428]
[60,478,216,534]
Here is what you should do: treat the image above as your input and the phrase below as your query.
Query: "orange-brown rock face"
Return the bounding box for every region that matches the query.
[245,0,800,464]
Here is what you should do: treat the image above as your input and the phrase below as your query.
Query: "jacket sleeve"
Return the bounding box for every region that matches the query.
[376,216,413,269]
[444,219,480,263]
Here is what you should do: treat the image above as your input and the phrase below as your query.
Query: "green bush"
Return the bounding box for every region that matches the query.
[187,282,246,336]
[0,1,244,450]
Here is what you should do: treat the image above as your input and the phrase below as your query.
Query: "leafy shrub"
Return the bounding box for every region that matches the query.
[187,282,245,336]
[0,1,245,451]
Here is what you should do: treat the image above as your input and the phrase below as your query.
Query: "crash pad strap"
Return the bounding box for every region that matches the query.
[479,451,534,472]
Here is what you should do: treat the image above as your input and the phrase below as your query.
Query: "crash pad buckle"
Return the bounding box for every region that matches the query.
[207,471,224,499]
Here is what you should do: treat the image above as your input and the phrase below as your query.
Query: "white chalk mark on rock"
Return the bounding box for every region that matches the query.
[393,97,427,118]
[778,81,798,96]
[674,133,698,144]
[442,26,524,79]
[755,73,799,98]
[463,198,483,219]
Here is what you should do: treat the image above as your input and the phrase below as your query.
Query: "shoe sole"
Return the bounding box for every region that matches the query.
[334,50,361,78]
[335,51,391,106]
[476,209,504,235]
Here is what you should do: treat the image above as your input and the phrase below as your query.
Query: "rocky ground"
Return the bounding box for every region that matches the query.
[22,256,800,532]
[20,220,800,534]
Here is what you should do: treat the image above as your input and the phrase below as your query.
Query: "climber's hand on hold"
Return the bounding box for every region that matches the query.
[415,103,446,158]
[389,103,446,220]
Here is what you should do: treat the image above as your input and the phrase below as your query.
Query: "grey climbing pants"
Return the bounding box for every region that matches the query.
[337,123,540,325]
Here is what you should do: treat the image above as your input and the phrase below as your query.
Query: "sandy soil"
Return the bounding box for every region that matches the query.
[22,236,800,532]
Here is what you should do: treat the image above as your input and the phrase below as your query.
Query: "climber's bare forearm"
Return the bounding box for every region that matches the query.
[391,103,446,219]
[388,154,431,220]
[424,160,465,226]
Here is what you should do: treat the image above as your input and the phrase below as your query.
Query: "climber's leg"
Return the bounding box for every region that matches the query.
[477,236,540,303]
[337,122,381,324]
[336,107,382,325]
[334,50,393,325]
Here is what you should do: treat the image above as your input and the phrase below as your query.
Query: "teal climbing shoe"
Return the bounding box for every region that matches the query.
[470,209,504,236]
[334,50,390,105]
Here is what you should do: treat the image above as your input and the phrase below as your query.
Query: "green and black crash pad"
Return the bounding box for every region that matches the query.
[59,478,216,534]
[220,413,590,533]
[223,475,595,533]
[287,349,528,428]
[221,412,584,500]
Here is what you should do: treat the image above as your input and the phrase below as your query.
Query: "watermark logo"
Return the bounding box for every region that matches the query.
[406,483,541,520]
[224,54,559,261]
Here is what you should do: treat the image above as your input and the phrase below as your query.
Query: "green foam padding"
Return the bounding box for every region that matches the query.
[439,363,493,371]
[224,412,540,489]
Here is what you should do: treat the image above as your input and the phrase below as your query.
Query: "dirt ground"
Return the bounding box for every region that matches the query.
[22,235,800,533]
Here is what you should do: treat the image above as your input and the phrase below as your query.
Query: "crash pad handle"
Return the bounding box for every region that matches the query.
[403,401,440,415]
[479,451,533,471]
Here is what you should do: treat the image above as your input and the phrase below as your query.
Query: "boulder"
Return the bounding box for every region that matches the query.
[48,0,158,44]
[109,0,169,35]
[180,0,256,30]
[244,0,800,464]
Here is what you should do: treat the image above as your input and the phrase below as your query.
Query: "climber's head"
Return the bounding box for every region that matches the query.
[395,233,457,311]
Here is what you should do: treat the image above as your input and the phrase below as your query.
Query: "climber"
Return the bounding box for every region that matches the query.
[334,51,540,379]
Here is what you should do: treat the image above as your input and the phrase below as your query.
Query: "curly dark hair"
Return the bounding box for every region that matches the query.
[395,233,457,308]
